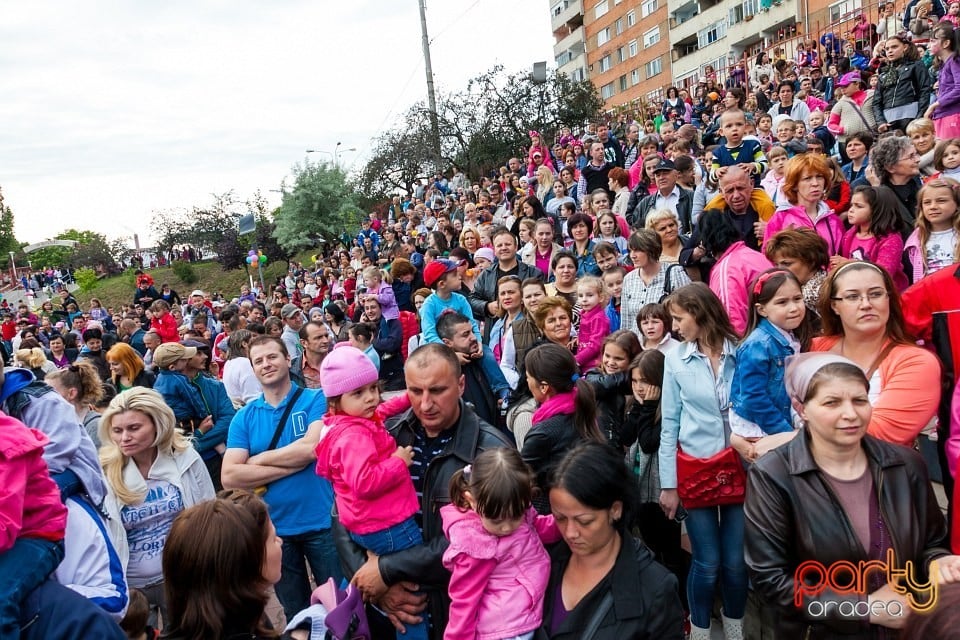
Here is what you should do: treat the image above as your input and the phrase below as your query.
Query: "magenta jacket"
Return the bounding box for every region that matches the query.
[0,418,68,551]
[441,505,561,640]
[839,227,909,291]
[314,395,417,534]
[575,304,611,371]
[709,241,773,335]
[763,202,844,256]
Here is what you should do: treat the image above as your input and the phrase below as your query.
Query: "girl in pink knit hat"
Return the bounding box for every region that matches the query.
[313,344,428,640]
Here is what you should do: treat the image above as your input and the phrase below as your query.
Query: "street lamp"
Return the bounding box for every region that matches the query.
[335,143,356,166]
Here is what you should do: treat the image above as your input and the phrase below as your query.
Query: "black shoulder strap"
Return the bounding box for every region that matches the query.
[267,386,305,451]
[662,263,681,297]
[582,591,614,640]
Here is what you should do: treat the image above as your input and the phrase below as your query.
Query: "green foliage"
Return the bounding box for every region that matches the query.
[151,192,241,255]
[273,162,360,252]
[171,261,198,284]
[74,267,99,293]
[357,65,604,198]
[0,188,20,267]
[26,229,126,271]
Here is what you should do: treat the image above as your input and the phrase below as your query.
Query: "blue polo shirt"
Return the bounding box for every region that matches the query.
[227,385,334,536]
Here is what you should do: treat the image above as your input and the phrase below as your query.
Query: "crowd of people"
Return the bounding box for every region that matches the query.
[12,10,960,640]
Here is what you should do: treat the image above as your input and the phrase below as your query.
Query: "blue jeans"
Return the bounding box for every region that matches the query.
[350,518,429,640]
[684,504,748,628]
[0,538,64,639]
[275,529,344,623]
[480,345,510,397]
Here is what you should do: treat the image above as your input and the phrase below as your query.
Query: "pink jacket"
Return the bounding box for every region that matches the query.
[709,241,773,335]
[314,395,417,534]
[575,304,610,371]
[904,228,927,285]
[441,505,561,640]
[839,228,909,291]
[763,203,844,255]
[0,417,67,551]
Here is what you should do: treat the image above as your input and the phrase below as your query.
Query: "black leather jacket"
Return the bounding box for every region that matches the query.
[331,400,511,638]
[584,370,632,450]
[744,432,949,639]
[537,535,684,640]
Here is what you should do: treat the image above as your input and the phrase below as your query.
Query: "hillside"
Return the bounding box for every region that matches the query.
[72,254,313,311]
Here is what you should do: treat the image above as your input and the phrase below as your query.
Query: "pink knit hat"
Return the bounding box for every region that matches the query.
[320,344,379,398]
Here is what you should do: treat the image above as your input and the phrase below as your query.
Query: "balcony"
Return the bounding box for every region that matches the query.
[671,34,698,63]
[551,0,584,33]
[553,24,585,57]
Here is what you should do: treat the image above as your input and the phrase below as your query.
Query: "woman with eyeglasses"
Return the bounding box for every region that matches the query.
[857,134,923,237]
[752,261,940,459]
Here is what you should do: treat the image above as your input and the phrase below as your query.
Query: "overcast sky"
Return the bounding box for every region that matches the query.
[1,1,555,246]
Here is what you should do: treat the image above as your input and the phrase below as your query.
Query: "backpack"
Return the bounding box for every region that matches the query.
[398,310,419,361]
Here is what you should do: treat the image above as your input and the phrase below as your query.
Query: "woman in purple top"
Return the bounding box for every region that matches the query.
[928,22,960,137]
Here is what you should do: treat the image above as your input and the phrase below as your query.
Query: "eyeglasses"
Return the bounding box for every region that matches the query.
[831,290,888,304]
[898,152,920,162]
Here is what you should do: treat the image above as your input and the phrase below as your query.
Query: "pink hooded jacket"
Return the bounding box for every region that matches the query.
[441,505,560,640]
[314,394,416,534]
[763,202,844,256]
[0,418,67,551]
[709,241,773,335]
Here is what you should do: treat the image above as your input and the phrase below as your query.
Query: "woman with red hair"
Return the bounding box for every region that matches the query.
[762,154,844,256]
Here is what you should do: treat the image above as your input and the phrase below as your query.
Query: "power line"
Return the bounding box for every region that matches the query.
[429,0,482,45]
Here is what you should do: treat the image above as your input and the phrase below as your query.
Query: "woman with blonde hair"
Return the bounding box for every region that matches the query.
[100,388,215,627]
[106,342,155,391]
[646,209,685,263]
[535,165,555,205]
[14,345,55,380]
[46,361,106,447]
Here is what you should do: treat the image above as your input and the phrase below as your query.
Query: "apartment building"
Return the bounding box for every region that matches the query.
[551,0,588,83]
[573,0,862,111]
[580,0,670,108]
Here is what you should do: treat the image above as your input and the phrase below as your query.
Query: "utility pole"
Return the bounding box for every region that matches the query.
[418,0,442,167]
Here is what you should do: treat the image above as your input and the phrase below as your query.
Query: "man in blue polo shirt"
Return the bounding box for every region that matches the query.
[221,335,342,620]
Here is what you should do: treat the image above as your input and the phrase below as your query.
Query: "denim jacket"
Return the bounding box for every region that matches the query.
[731,319,794,436]
[659,339,737,489]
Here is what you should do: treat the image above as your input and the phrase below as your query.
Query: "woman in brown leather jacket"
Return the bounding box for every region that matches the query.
[744,353,960,638]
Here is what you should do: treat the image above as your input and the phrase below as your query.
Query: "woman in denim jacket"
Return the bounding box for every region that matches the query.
[657,283,746,640]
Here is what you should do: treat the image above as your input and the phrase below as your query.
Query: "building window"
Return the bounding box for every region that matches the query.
[597,27,611,46]
[614,0,623,4]
[599,55,612,72]
[643,26,660,47]
[728,3,744,25]
[829,0,852,22]
[631,69,640,85]
[645,57,662,78]
[627,9,636,26]
[552,2,563,17]
[629,39,638,57]
[743,0,758,16]
[601,82,616,99]
[595,0,609,18]
[619,74,628,91]
[618,46,627,62]
[641,0,658,17]
[615,17,624,35]
[697,21,727,48]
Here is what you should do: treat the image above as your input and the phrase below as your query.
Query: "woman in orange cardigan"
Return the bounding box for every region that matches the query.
[808,261,940,447]
[747,261,941,460]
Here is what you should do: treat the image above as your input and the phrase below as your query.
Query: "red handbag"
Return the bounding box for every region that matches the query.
[676,447,747,509]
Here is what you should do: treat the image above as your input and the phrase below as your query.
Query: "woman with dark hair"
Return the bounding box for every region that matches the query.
[521,342,604,514]
[540,441,684,639]
[658,283,746,639]
[750,52,774,90]
[222,330,261,406]
[161,491,303,639]
[324,302,351,343]
[699,209,773,335]
[744,353,959,637]
[565,213,601,277]
[620,230,691,337]
[663,86,687,126]
[545,252,581,325]
[874,34,932,134]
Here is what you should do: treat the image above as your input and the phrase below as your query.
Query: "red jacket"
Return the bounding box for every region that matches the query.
[0,416,67,551]
[151,312,180,343]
